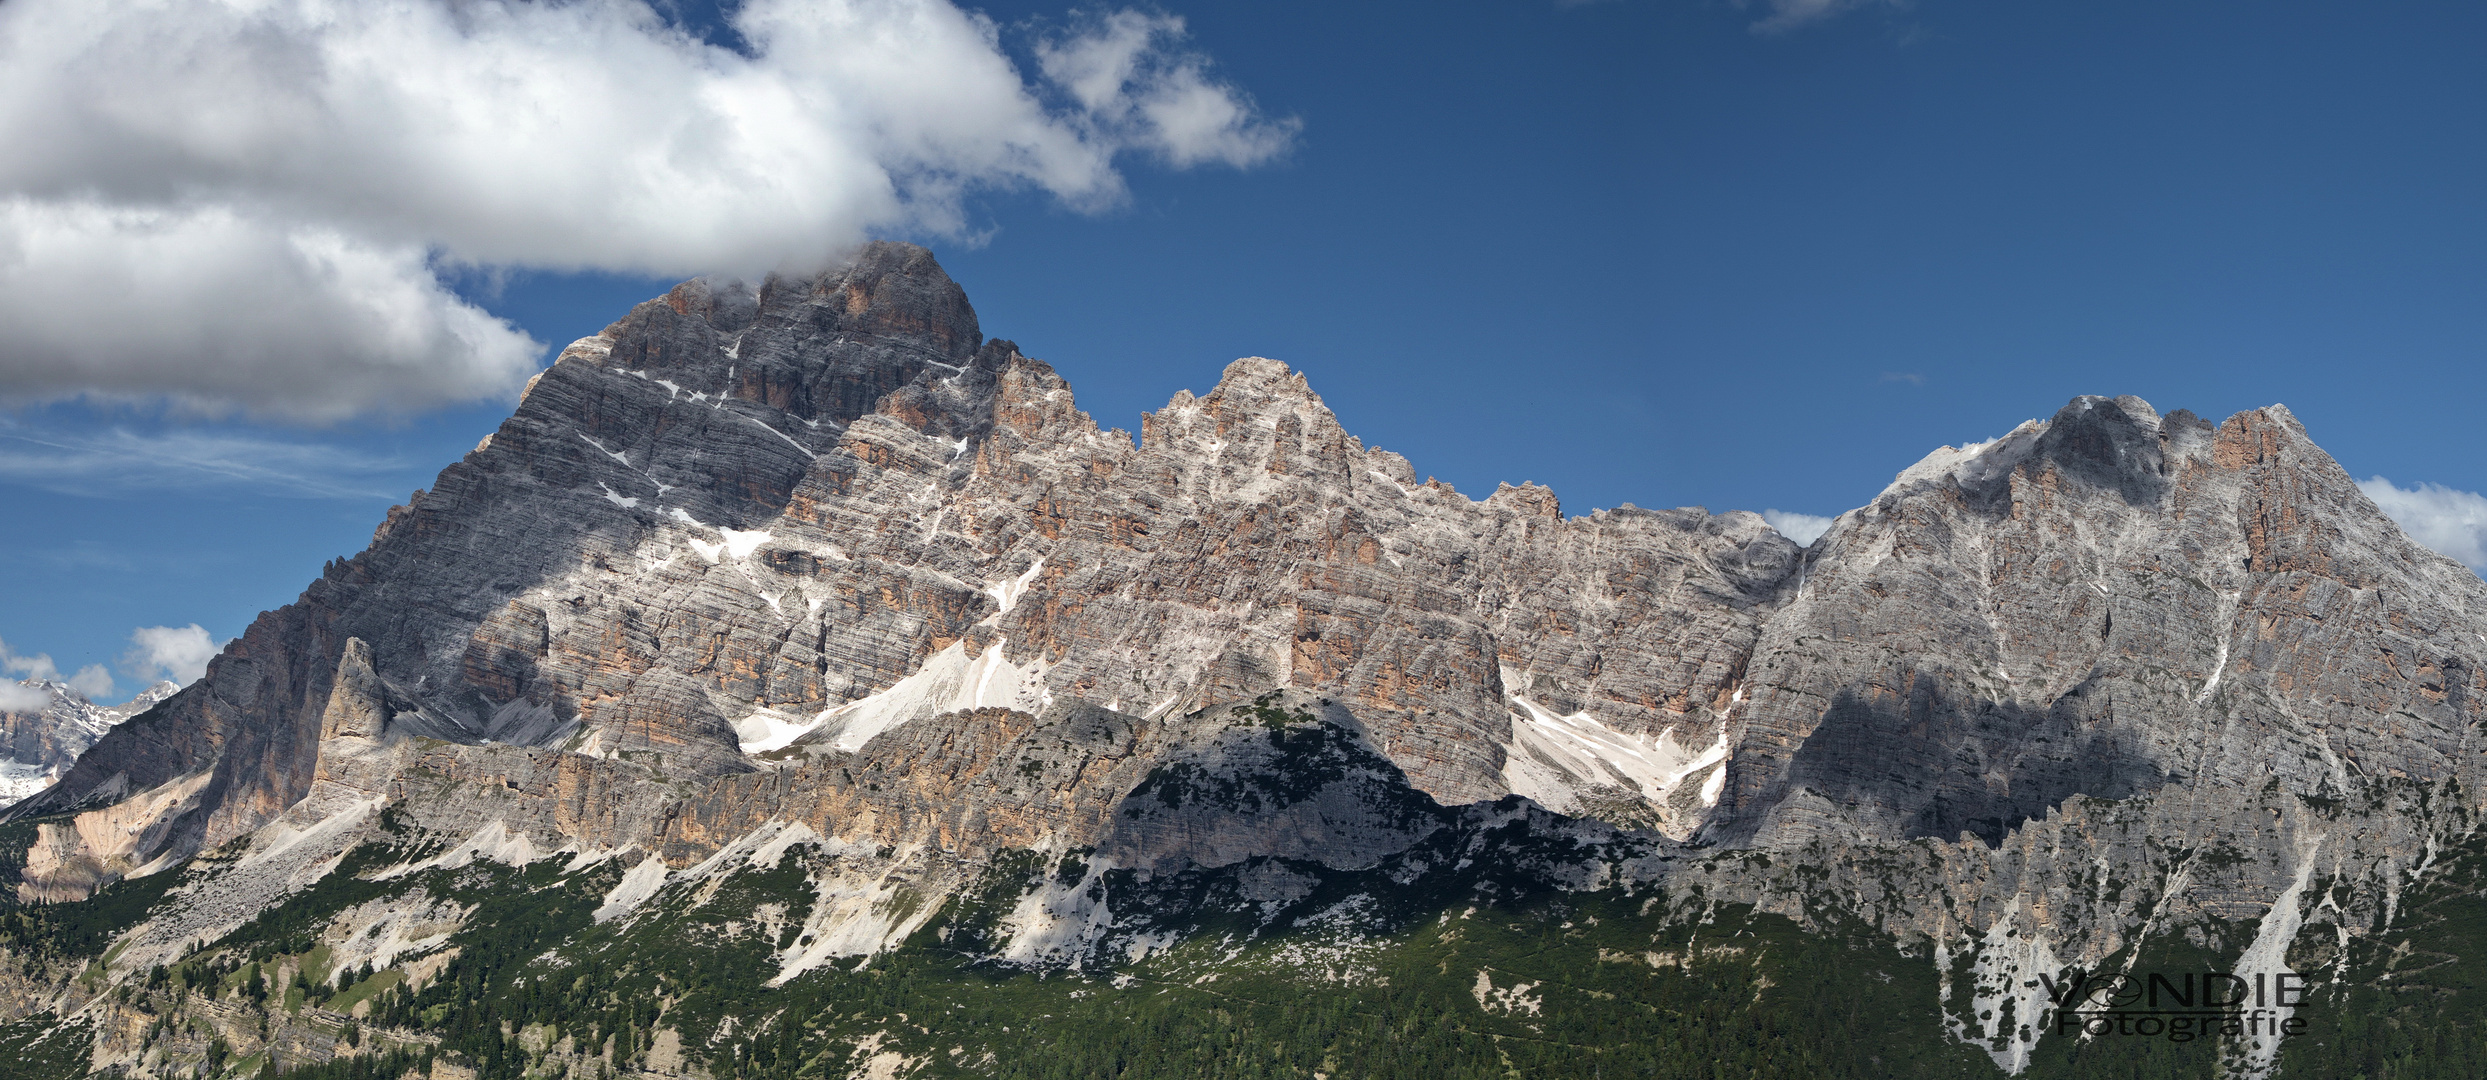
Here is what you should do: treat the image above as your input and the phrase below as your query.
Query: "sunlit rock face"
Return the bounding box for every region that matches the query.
[9,242,2487,1078]
[11,241,1804,871]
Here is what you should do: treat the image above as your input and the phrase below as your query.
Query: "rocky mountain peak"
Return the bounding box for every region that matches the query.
[771,239,982,358]
[2026,393,2172,505]
[1136,356,1400,503]
[10,242,1820,866]
[1713,393,2487,849]
[1,678,176,806]
[1485,482,1562,519]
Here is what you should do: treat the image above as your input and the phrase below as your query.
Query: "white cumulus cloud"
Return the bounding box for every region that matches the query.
[1763,509,1836,545]
[0,635,115,702]
[67,665,116,701]
[0,202,539,421]
[123,624,226,687]
[1036,11,1299,170]
[0,0,1295,421]
[2360,476,2487,573]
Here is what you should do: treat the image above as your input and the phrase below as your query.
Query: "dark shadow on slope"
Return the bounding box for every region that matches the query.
[1951,395,2181,514]
[1784,680,2167,847]
[969,691,1686,965]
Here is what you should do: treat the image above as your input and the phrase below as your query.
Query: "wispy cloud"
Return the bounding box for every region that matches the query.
[2360,476,2487,573]
[1879,371,1926,385]
[1763,509,1836,545]
[0,422,408,499]
[1740,0,1906,34]
[0,0,1295,421]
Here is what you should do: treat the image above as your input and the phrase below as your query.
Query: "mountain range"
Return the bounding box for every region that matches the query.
[1,680,177,807]
[3,242,2482,1080]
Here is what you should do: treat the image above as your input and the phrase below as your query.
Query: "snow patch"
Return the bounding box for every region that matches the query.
[732,707,818,755]
[1698,762,1727,806]
[597,482,639,509]
[740,637,1052,754]
[0,760,55,804]
[745,416,818,459]
[1498,688,1728,811]
[577,433,630,466]
[2197,638,2230,703]
[982,557,1045,620]
[719,528,772,559]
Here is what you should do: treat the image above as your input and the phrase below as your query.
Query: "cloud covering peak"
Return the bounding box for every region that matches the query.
[0,0,1295,421]
[1,635,114,702]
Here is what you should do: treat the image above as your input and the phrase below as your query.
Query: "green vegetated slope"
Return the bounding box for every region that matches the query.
[8,827,2001,1080]
[10,801,2487,1078]
[2276,823,2487,1080]
[0,1015,101,1080]
[344,844,2007,1080]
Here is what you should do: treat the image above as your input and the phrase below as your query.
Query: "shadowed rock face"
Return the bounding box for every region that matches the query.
[1710,394,2487,849]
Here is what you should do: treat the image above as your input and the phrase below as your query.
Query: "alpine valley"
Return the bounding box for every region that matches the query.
[5,243,2484,1080]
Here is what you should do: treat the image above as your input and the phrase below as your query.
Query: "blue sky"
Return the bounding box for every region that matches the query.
[4,0,2484,702]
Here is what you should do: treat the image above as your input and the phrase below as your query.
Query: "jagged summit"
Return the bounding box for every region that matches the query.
[1878,393,2219,511]
[1,678,176,804]
[1712,391,2486,849]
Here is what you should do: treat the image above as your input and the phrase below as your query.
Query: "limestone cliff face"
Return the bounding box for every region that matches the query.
[10,242,1797,870]
[1711,395,2487,850]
